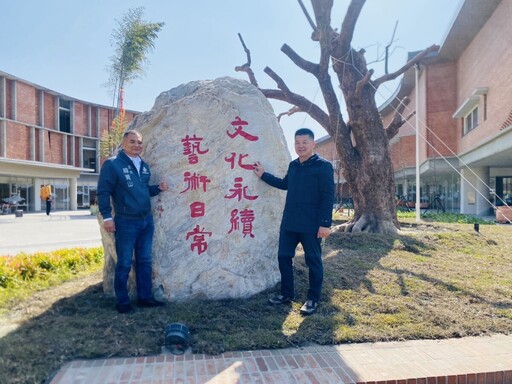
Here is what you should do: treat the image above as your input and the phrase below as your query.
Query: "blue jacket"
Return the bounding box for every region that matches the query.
[261,154,334,233]
[97,150,160,220]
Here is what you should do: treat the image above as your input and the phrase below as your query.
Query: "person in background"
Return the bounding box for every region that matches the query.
[253,128,334,316]
[45,196,53,216]
[97,130,169,314]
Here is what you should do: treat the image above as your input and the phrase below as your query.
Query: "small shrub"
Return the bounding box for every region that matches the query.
[422,212,494,224]
[0,247,104,308]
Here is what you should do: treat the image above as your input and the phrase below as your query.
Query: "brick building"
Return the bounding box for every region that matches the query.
[0,70,138,213]
[316,0,512,216]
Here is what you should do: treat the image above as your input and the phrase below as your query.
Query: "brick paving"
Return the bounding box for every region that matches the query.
[50,333,512,384]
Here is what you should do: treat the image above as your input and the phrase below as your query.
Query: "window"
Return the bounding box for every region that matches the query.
[452,87,488,136]
[59,98,71,133]
[463,107,478,134]
[82,138,97,172]
[495,177,512,206]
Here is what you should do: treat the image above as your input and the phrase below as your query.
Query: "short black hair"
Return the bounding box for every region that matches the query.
[294,128,314,139]
[123,130,142,138]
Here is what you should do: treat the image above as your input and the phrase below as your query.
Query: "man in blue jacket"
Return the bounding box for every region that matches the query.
[254,128,334,315]
[98,130,169,314]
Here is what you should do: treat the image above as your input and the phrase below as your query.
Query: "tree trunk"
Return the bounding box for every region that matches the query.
[235,0,439,234]
[332,45,399,234]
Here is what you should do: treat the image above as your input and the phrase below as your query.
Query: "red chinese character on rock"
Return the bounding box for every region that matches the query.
[180,171,211,193]
[227,116,259,141]
[228,209,240,234]
[225,177,258,201]
[181,134,209,164]
[224,152,255,170]
[190,201,205,218]
[228,208,255,238]
[186,225,212,255]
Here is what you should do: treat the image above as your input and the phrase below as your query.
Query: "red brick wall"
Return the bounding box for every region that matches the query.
[425,63,458,158]
[456,0,512,152]
[44,93,56,129]
[6,122,30,160]
[390,136,415,170]
[16,82,38,126]
[315,139,338,162]
[73,102,88,136]
[3,75,140,167]
[45,130,63,164]
[99,108,111,138]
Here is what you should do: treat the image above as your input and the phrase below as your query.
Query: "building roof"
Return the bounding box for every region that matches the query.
[0,69,140,113]
[378,0,502,115]
[436,0,501,61]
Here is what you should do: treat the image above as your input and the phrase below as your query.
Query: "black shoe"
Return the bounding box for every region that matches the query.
[300,300,319,315]
[268,295,293,305]
[116,303,134,314]
[137,298,165,308]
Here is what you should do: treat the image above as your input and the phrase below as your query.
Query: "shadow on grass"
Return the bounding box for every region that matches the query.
[2,226,512,383]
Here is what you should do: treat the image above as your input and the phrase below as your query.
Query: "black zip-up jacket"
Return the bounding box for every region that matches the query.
[97,150,160,220]
[261,153,334,233]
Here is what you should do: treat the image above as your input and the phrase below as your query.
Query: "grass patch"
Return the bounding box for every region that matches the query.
[0,248,103,312]
[1,223,512,383]
[396,211,495,224]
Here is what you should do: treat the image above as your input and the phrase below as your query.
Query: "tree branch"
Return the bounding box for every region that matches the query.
[310,0,335,72]
[355,67,373,98]
[263,66,330,129]
[281,44,319,75]
[277,106,301,122]
[373,44,439,88]
[282,38,343,132]
[338,0,365,53]
[234,33,259,87]
[297,0,317,32]
[385,97,413,139]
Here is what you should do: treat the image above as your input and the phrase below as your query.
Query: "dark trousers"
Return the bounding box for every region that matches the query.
[114,215,155,305]
[277,229,323,302]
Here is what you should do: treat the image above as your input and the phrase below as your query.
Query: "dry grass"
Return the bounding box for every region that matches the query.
[1,220,512,383]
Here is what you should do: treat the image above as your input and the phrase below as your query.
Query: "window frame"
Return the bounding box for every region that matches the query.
[463,106,478,135]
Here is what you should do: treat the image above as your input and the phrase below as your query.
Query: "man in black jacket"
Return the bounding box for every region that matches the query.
[253,128,334,315]
[98,130,169,314]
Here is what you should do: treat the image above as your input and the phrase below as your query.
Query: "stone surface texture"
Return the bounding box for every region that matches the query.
[101,77,291,301]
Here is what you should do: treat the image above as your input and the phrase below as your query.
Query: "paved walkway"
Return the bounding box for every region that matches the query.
[50,333,512,383]
[0,210,101,255]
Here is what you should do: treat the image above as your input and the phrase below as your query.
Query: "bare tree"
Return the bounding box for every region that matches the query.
[236,0,438,234]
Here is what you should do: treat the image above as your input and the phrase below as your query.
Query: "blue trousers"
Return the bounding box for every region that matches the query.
[278,229,323,302]
[114,215,155,305]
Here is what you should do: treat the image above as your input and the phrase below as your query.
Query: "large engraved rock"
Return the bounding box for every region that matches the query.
[102,77,291,301]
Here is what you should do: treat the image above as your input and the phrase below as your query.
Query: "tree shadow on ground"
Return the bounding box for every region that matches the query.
[1,226,512,383]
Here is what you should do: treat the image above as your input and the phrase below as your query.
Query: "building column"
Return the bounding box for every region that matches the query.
[460,168,475,215]
[460,167,490,216]
[475,166,491,216]
[0,120,5,157]
[0,76,5,118]
[70,177,77,210]
[0,77,4,157]
[39,90,45,127]
[39,129,45,162]
[30,126,36,160]
[11,80,17,120]
[62,134,68,164]
[34,178,43,211]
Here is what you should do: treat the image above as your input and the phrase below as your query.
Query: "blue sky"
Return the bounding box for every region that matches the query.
[1,0,461,154]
